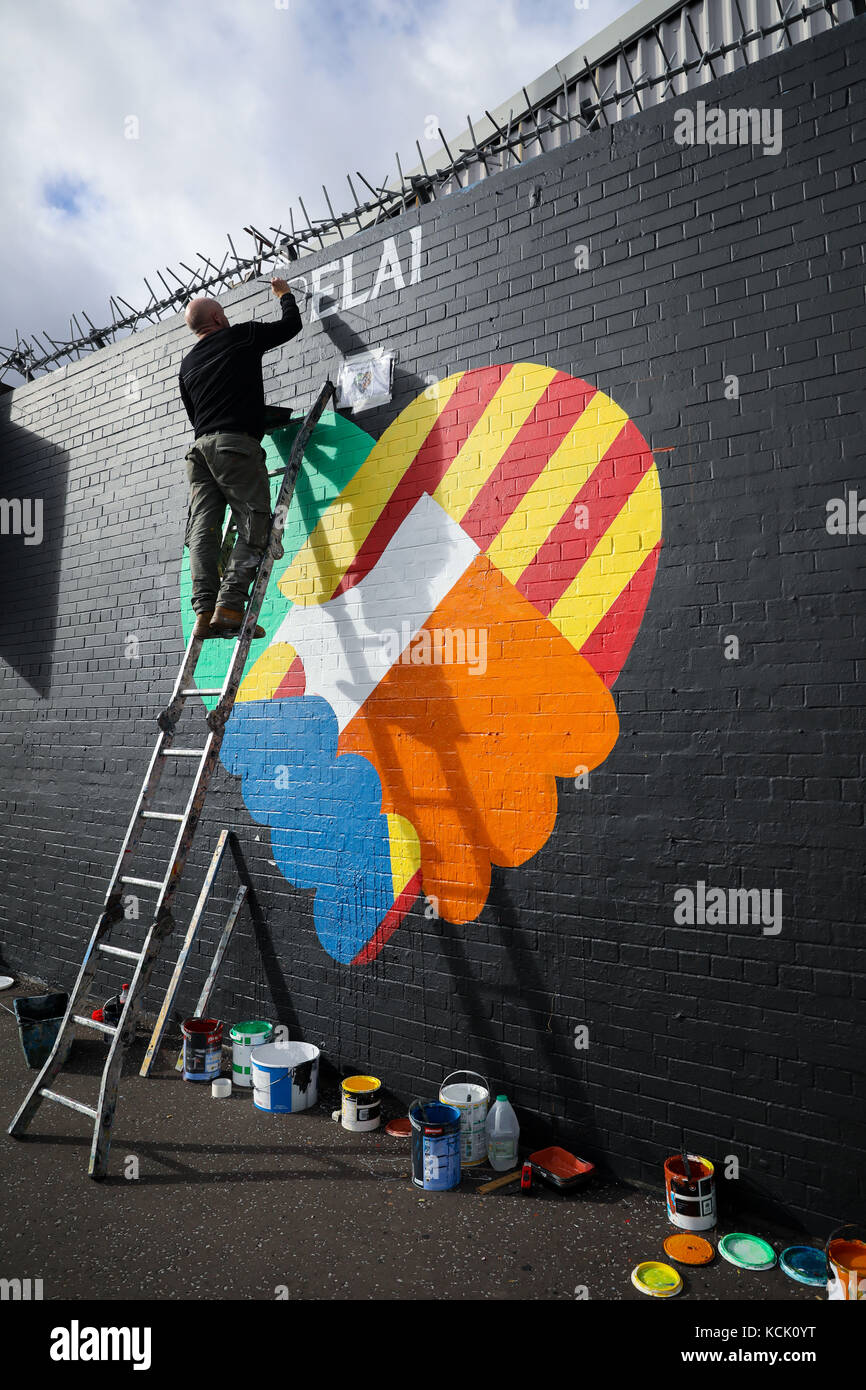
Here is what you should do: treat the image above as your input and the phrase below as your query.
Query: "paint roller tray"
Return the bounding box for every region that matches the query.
[528,1146,595,1191]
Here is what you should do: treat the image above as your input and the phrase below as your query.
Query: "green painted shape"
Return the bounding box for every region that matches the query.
[178,410,376,708]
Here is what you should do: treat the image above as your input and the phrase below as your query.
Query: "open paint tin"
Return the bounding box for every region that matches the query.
[718,1233,777,1270]
[631,1261,683,1298]
[527,1146,594,1191]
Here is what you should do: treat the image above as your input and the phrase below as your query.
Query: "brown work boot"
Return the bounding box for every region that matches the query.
[192,610,215,639]
[209,606,266,640]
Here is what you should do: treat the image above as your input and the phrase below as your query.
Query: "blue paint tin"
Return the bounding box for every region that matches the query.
[409,1100,462,1192]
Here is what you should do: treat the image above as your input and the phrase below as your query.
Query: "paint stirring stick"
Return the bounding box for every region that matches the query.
[680,1127,693,1185]
[478,1170,522,1195]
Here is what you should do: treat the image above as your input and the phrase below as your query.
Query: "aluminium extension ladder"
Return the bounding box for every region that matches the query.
[8,379,337,1178]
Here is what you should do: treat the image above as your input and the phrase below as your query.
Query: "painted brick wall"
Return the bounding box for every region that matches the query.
[1,18,864,1228]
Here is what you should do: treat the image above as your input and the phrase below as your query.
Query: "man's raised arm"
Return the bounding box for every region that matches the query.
[247,278,303,352]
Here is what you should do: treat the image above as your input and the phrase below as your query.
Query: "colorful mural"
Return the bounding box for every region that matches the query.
[179,364,663,965]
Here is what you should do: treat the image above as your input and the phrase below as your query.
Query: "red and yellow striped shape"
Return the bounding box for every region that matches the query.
[275,364,662,688]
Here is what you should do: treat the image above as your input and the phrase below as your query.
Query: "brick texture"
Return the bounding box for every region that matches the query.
[0,18,864,1227]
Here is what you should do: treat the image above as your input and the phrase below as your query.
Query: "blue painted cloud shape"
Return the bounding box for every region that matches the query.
[221,697,395,963]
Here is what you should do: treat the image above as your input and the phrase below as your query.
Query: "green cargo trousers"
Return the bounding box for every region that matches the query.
[183,432,272,615]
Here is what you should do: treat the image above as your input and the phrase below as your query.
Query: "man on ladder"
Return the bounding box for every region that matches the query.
[179,277,303,641]
[7,258,333,1175]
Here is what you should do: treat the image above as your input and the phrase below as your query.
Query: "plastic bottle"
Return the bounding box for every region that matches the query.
[486,1094,520,1171]
[102,984,130,1026]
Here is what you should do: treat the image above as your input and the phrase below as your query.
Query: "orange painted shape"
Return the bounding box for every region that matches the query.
[338,554,619,924]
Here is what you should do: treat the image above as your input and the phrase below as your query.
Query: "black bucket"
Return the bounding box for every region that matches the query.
[13,993,69,1069]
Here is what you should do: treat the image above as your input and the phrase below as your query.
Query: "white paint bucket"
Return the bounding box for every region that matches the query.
[251,1041,319,1114]
[229,1019,274,1088]
[341,1074,381,1131]
[439,1070,489,1167]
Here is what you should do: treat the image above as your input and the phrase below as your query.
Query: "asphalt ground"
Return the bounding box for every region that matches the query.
[0,981,828,1306]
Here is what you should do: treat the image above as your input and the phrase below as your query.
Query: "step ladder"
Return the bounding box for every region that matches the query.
[8,379,336,1178]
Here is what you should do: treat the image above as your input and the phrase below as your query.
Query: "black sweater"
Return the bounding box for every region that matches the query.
[178,293,303,440]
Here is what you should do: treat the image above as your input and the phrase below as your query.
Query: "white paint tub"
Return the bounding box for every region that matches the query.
[251,1040,319,1114]
[439,1070,489,1167]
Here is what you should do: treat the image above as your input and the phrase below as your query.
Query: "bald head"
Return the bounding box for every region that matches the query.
[185,297,229,336]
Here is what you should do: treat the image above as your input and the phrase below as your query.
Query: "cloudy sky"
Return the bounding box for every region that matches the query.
[0,0,637,380]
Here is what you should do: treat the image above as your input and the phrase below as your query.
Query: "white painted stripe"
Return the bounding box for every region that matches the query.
[270,493,479,731]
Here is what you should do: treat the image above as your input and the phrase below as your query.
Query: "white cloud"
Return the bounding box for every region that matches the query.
[0,0,636,377]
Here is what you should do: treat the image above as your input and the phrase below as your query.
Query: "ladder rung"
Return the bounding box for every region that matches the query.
[141,811,185,822]
[98,944,143,962]
[182,688,222,696]
[121,876,164,890]
[40,1089,98,1120]
[161,748,207,758]
[73,1014,117,1036]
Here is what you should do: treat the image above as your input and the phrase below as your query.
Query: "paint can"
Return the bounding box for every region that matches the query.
[825,1224,866,1301]
[13,993,70,1070]
[664,1153,716,1231]
[181,1017,223,1082]
[409,1100,461,1192]
[229,1020,274,1088]
[439,1069,489,1166]
[341,1074,381,1131]
[251,1040,319,1114]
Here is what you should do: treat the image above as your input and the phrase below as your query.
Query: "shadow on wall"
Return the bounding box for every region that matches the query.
[0,403,69,697]
[316,299,428,429]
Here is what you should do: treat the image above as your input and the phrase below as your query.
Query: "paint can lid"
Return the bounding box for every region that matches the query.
[630,1261,682,1298]
[718,1233,777,1270]
[385,1117,412,1137]
[779,1246,827,1286]
[663,1233,715,1266]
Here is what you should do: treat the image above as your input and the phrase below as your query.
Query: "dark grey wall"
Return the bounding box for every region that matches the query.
[1,17,864,1228]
